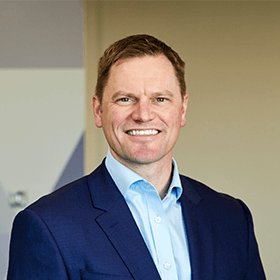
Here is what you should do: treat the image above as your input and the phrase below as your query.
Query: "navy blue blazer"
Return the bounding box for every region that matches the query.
[8,160,265,279]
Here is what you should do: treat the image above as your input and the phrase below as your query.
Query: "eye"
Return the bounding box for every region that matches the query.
[117,97,131,103]
[156,97,167,102]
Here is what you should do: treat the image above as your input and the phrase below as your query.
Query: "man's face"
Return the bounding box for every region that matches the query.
[92,54,188,168]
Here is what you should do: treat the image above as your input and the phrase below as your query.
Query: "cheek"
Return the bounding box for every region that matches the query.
[164,109,183,126]
[112,109,131,126]
[108,112,126,135]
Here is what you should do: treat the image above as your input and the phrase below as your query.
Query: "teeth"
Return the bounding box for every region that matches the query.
[127,129,159,136]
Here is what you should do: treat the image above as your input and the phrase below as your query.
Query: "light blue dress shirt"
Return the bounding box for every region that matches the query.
[105,150,191,280]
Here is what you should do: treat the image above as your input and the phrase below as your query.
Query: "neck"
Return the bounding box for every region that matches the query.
[114,153,173,199]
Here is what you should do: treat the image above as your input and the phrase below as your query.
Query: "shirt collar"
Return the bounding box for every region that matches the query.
[105,149,182,200]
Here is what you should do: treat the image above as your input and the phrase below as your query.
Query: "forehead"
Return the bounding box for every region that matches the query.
[105,55,179,94]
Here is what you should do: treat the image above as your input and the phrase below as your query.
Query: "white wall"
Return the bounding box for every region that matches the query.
[0,2,84,278]
[0,69,84,205]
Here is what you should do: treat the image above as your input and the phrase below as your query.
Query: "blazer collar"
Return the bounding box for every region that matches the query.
[87,160,161,280]
[180,175,216,279]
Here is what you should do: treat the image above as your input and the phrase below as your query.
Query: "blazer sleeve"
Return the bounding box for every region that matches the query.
[237,199,266,279]
[7,209,68,280]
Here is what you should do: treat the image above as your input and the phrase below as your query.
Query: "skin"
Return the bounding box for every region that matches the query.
[92,54,188,198]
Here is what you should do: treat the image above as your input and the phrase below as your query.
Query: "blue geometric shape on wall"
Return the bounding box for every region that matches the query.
[53,132,84,191]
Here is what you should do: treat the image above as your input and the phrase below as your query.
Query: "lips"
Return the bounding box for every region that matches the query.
[126,129,160,136]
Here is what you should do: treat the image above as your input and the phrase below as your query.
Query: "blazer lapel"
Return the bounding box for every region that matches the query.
[180,176,216,280]
[87,161,161,280]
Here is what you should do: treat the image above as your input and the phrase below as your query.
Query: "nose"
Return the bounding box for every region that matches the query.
[131,99,155,123]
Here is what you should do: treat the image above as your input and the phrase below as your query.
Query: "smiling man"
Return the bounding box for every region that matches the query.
[8,35,266,279]
[92,54,188,199]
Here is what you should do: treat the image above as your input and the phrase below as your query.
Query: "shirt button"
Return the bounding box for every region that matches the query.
[166,193,171,199]
[164,262,171,270]
[155,216,162,223]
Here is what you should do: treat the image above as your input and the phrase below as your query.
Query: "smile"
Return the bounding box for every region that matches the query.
[126,129,160,136]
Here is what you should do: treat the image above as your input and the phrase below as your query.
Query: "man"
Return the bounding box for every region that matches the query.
[8,34,265,279]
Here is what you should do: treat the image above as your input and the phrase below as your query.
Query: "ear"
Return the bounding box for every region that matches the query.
[92,95,102,128]
[180,94,188,127]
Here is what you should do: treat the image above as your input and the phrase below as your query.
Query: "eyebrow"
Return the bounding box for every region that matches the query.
[151,90,174,98]
[111,91,136,100]
[111,90,174,100]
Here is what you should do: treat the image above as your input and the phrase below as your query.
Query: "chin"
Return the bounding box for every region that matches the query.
[126,151,166,165]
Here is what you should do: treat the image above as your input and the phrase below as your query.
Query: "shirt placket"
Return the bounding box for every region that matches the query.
[142,182,178,280]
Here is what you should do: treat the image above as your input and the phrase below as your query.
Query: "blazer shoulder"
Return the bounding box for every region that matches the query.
[26,160,108,214]
[27,175,89,213]
[180,174,247,219]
